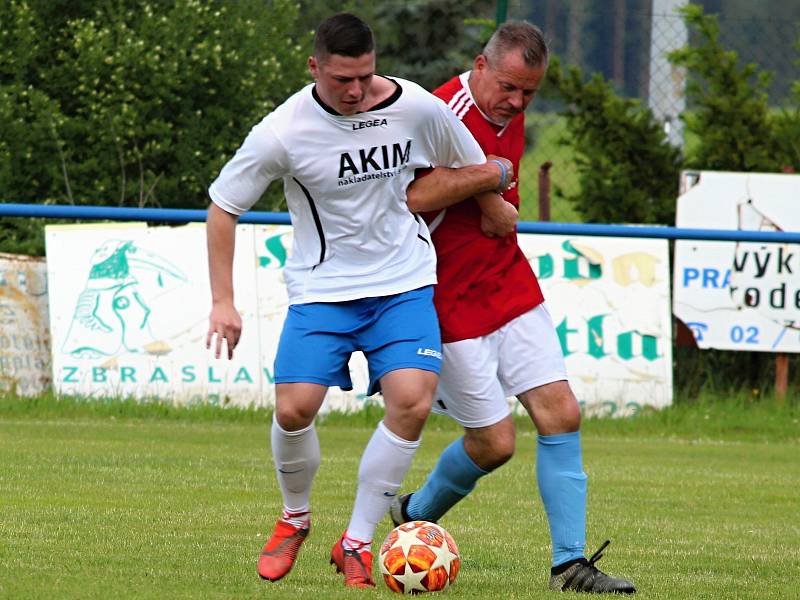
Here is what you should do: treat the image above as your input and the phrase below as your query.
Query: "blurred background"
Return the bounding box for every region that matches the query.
[1,0,799,397]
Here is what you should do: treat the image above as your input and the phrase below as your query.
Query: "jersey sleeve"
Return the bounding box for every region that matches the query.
[208,117,289,215]
[424,96,486,168]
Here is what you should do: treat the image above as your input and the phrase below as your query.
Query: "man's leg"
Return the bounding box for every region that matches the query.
[505,305,635,593]
[396,333,514,524]
[258,382,327,582]
[518,381,585,566]
[520,381,635,594]
[401,417,513,522]
[331,285,441,586]
[331,368,435,588]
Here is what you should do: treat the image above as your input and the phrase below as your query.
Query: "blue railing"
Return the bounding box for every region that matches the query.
[2,202,799,244]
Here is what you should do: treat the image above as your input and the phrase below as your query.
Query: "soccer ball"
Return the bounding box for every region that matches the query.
[379,521,460,594]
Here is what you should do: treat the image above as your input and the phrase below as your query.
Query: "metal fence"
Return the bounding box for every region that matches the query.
[3,203,799,243]
[504,0,799,222]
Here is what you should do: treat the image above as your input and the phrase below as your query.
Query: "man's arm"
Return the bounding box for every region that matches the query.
[475,191,519,238]
[406,157,518,237]
[406,159,511,213]
[206,202,242,359]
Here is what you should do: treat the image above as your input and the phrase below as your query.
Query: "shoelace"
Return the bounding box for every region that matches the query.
[587,539,612,568]
[560,539,612,591]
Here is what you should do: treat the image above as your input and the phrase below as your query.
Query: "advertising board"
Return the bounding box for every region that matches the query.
[0,253,51,395]
[673,171,800,352]
[46,224,673,414]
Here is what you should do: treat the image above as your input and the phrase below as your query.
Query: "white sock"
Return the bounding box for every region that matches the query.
[345,420,420,549]
[271,416,320,518]
[280,508,310,529]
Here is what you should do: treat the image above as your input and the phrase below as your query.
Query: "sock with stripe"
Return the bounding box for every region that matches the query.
[271,416,320,521]
[345,420,420,550]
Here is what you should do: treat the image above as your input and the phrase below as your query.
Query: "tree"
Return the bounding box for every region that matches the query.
[370,0,495,92]
[668,4,798,172]
[0,0,310,254]
[545,56,682,224]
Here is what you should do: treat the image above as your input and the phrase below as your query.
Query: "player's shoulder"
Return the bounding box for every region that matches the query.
[258,84,314,133]
[391,76,435,103]
[238,84,313,154]
[432,73,467,103]
[387,76,451,119]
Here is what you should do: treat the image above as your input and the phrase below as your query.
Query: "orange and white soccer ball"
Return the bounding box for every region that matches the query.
[379,521,460,594]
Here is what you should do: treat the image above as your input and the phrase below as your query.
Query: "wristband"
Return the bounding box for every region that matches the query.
[488,159,509,191]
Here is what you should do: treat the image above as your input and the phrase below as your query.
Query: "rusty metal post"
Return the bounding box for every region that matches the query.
[538,161,552,222]
[775,354,788,404]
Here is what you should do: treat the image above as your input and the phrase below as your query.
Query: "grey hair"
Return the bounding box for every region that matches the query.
[483,21,549,67]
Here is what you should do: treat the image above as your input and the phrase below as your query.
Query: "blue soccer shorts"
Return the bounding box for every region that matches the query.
[274,285,442,395]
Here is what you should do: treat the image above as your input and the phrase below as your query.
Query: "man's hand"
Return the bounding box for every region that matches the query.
[206,300,242,360]
[486,154,515,193]
[478,193,518,238]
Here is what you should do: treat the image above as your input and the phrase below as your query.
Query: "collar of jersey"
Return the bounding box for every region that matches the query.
[312,77,402,117]
[460,71,512,136]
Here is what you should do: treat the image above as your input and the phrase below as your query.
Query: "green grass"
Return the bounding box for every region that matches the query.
[519,113,582,224]
[1,394,798,599]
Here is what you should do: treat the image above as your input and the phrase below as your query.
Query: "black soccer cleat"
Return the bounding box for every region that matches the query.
[388,493,412,527]
[548,540,636,594]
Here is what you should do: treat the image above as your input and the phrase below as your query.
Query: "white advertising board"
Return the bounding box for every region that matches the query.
[673,171,800,352]
[0,253,51,395]
[47,223,261,405]
[46,224,672,414]
[45,223,370,409]
[521,235,673,416]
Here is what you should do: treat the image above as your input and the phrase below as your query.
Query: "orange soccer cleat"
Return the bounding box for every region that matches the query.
[330,533,376,588]
[257,518,310,582]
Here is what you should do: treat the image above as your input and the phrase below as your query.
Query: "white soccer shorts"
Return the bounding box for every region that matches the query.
[432,303,568,428]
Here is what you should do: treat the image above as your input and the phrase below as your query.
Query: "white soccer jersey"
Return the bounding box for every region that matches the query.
[209,77,486,304]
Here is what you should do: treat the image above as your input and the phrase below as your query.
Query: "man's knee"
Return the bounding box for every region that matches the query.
[464,417,516,471]
[275,383,326,430]
[520,381,581,435]
[382,369,436,410]
[274,402,317,430]
[560,398,581,431]
[381,369,437,439]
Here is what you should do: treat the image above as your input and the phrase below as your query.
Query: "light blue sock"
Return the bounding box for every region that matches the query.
[537,431,587,567]
[406,437,488,522]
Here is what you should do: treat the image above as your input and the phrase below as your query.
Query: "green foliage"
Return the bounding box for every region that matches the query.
[544,57,682,224]
[771,34,800,169]
[668,4,799,172]
[672,344,797,400]
[0,0,310,255]
[371,1,494,91]
[296,0,494,92]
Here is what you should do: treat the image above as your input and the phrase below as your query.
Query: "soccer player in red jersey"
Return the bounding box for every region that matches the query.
[393,21,636,594]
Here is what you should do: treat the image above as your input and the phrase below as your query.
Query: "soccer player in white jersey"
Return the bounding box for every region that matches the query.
[205,13,517,588]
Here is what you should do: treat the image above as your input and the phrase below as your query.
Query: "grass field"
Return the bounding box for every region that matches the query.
[1,395,798,599]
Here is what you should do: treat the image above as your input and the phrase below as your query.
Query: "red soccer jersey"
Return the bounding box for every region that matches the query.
[426,72,544,343]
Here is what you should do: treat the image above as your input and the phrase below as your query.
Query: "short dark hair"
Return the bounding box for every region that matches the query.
[314,13,375,61]
[484,21,548,68]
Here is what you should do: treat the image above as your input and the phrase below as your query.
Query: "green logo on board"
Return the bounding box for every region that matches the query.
[62,240,187,357]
